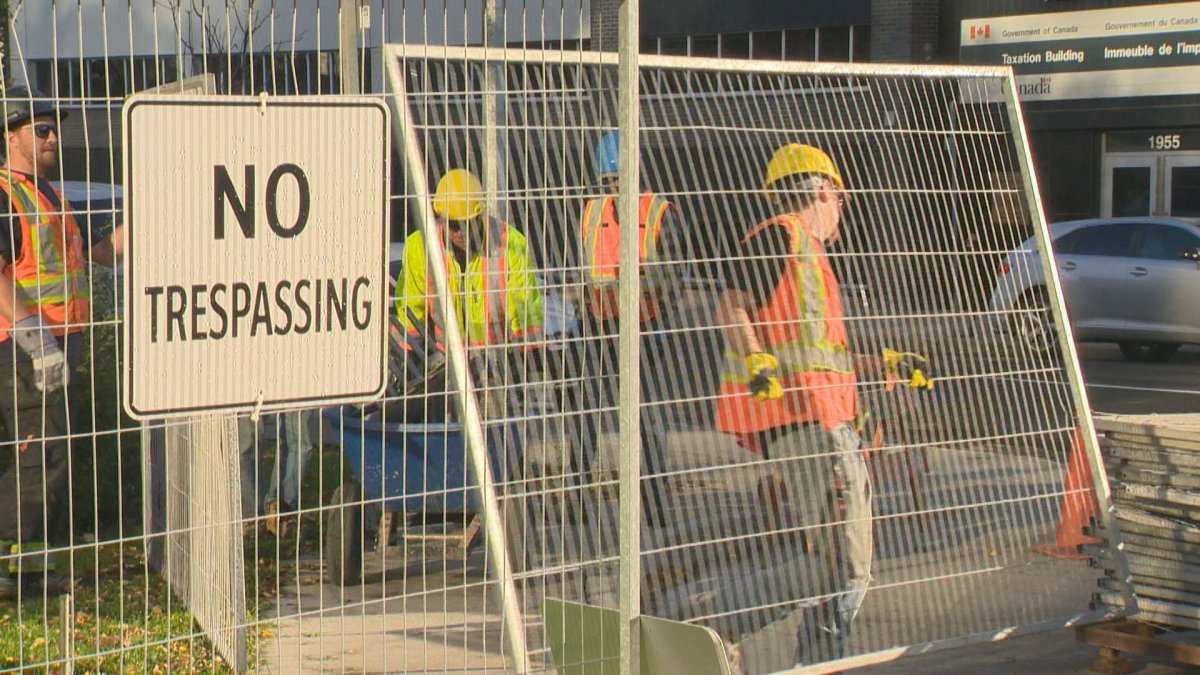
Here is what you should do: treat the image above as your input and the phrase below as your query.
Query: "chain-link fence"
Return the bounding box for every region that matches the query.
[0,2,1131,673]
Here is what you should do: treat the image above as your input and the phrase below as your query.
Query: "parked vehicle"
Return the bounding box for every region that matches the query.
[990,217,1200,361]
[56,181,122,240]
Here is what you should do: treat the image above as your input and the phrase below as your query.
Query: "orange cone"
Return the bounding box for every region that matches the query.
[1032,428,1100,560]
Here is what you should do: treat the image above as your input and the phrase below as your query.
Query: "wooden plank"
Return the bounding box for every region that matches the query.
[1076,619,1200,667]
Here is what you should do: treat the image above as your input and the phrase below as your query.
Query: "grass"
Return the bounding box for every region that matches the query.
[0,541,243,673]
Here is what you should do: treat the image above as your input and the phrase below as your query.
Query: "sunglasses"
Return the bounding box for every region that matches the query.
[32,124,58,140]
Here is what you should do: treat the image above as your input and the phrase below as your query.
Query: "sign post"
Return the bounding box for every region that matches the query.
[122,95,390,419]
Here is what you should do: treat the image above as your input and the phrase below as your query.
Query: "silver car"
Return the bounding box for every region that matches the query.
[990,217,1200,361]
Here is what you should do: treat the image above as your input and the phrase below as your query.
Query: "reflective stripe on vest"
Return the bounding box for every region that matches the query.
[580,193,669,286]
[425,217,511,347]
[714,212,856,433]
[0,170,89,340]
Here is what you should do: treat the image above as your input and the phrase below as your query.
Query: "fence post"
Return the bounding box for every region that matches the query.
[339,0,361,94]
[383,56,533,674]
[617,1,642,673]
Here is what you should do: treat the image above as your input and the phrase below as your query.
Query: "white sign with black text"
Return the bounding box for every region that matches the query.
[961,1,1200,101]
[122,95,390,419]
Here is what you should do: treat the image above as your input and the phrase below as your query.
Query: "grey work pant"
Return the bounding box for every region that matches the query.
[768,422,873,663]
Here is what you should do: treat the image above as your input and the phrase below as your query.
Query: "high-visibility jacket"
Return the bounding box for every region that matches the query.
[395,217,543,347]
[715,212,856,434]
[579,192,672,321]
[0,169,89,342]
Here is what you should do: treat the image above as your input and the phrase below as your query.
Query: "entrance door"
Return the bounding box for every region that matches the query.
[1165,153,1200,221]
[1102,154,1157,217]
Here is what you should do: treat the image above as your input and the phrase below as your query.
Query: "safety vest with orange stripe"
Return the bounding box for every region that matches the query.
[714,212,856,434]
[579,192,672,321]
[395,217,543,348]
[0,169,89,341]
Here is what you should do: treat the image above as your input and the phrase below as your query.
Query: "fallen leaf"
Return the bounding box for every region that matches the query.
[260,628,275,638]
[29,637,46,650]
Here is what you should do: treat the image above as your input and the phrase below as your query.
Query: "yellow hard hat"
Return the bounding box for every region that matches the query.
[432,169,485,221]
[763,143,844,196]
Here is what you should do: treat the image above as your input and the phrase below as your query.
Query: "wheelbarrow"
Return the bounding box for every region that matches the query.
[321,405,515,586]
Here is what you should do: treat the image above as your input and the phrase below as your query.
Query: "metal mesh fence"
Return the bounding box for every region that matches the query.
[0,1,1133,674]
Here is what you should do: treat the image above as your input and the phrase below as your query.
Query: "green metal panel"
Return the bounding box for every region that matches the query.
[543,599,733,675]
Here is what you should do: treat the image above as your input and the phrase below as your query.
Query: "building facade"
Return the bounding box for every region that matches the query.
[632,0,1200,224]
[10,0,1200,224]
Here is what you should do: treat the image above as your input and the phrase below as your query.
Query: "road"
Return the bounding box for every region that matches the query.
[1080,344,1200,416]
[857,341,1200,675]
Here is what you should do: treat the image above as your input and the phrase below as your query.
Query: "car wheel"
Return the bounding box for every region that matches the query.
[1117,341,1180,362]
[1014,289,1058,356]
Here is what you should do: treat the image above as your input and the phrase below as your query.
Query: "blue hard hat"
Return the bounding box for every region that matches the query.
[593,130,620,179]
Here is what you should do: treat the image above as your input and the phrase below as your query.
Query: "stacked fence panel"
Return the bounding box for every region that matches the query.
[1090,415,1200,631]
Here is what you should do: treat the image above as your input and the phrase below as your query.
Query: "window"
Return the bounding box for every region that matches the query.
[1136,224,1200,260]
[1170,166,1200,218]
[720,33,750,59]
[689,35,719,57]
[659,36,688,56]
[819,26,851,62]
[784,29,816,61]
[852,25,871,62]
[1057,224,1136,257]
[752,31,783,60]
[1111,166,1152,216]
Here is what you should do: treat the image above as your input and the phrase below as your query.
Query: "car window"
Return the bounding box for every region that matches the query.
[1136,224,1200,260]
[1056,224,1136,257]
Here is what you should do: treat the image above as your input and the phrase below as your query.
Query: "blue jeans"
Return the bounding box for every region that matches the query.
[239,409,318,517]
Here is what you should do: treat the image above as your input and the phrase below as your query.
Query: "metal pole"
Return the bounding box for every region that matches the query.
[57,594,73,675]
[338,0,362,95]
[482,0,507,217]
[617,0,642,673]
[382,54,532,674]
[1002,73,1136,613]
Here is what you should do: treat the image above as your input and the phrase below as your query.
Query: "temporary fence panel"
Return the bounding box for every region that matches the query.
[382,44,1135,673]
[0,1,1135,674]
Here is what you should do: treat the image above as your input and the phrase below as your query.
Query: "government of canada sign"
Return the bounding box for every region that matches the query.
[122,95,390,419]
[960,1,1200,101]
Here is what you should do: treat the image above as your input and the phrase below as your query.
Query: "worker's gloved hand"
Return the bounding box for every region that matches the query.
[745,352,783,401]
[883,348,933,390]
[12,316,68,393]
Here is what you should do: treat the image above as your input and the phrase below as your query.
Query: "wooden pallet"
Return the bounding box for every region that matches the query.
[1076,618,1200,674]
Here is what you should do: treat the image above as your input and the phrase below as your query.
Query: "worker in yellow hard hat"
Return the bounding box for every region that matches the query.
[714,143,932,664]
[394,169,543,419]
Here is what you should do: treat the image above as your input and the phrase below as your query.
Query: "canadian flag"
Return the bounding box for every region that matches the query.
[969,24,991,40]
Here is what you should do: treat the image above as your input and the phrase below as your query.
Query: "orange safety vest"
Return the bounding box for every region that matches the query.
[0,169,89,342]
[714,212,856,435]
[579,192,672,321]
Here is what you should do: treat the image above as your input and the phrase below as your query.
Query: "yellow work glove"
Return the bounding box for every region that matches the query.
[883,349,933,390]
[745,352,783,401]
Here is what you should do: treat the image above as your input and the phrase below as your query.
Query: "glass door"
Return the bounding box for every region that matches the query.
[1165,153,1200,222]
[1102,154,1158,217]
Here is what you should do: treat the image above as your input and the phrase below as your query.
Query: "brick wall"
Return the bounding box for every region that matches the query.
[589,0,621,52]
[871,0,940,64]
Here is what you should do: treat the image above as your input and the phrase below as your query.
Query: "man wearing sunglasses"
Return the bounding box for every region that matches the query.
[394,168,543,421]
[0,86,124,599]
